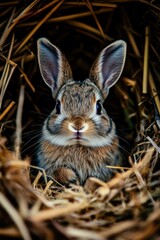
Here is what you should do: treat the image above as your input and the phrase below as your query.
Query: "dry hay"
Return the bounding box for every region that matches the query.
[0,1,160,239]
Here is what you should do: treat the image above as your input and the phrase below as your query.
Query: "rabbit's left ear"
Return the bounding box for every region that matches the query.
[37,38,73,98]
[89,40,127,98]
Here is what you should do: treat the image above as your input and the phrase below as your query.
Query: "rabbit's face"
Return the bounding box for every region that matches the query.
[43,79,115,147]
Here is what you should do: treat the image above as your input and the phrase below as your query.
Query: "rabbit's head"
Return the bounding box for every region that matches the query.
[37,38,126,148]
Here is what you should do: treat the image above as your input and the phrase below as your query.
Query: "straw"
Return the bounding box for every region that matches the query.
[142,26,149,94]
[0,1,160,239]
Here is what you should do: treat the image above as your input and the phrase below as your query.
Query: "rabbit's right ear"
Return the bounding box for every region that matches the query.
[37,38,73,97]
[89,40,126,99]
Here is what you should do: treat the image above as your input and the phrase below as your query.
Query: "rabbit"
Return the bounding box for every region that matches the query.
[36,38,127,190]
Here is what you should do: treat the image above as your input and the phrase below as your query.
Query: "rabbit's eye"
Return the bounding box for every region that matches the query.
[96,100,102,115]
[55,100,61,114]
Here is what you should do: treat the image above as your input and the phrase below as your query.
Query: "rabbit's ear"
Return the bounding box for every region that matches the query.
[89,40,126,98]
[37,38,73,97]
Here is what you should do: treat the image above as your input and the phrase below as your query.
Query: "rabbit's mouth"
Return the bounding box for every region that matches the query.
[75,131,81,140]
[67,131,89,144]
[72,131,87,142]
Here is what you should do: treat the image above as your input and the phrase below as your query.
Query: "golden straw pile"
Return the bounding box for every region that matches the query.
[0,1,160,239]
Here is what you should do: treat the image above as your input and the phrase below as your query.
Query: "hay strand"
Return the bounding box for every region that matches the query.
[0,193,32,240]
[15,85,25,158]
[15,0,64,53]
[142,26,149,94]
[0,101,15,121]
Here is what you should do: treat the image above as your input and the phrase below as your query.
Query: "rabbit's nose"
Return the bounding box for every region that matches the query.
[68,116,88,132]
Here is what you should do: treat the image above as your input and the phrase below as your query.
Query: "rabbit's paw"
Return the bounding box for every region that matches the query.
[84,177,100,193]
[54,167,78,185]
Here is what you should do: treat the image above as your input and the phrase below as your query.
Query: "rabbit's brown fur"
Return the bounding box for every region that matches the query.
[38,136,120,185]
[37,38,127,189]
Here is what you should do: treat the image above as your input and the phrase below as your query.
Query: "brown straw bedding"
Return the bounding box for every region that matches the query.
[0,1,160,239]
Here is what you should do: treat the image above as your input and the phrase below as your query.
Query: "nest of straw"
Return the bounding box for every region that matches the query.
[0,1,160,239]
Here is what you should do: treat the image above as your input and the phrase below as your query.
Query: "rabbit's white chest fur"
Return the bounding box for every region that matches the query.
[37,38,126,185]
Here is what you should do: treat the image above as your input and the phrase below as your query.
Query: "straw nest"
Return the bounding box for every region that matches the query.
[0,1,160,239]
